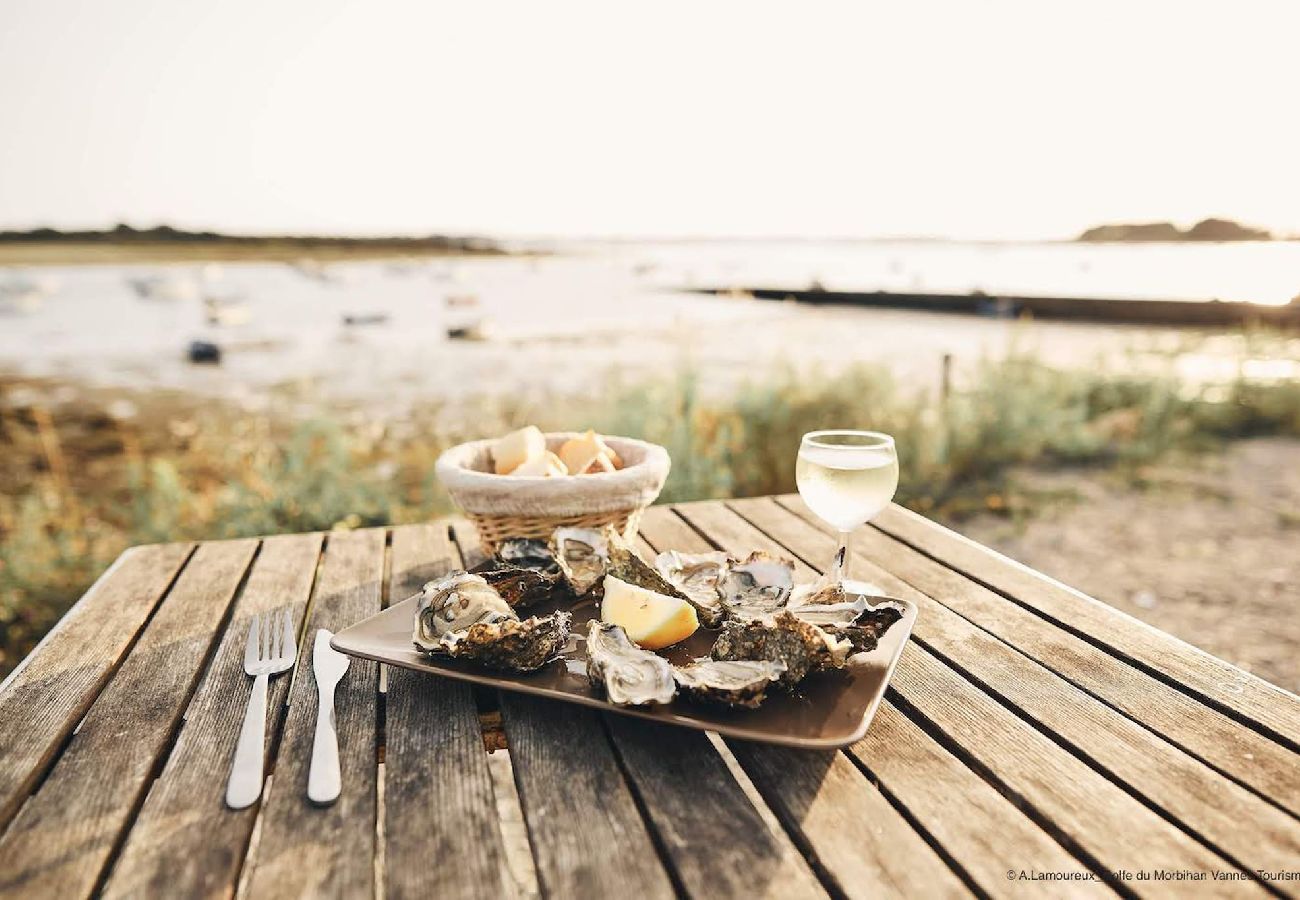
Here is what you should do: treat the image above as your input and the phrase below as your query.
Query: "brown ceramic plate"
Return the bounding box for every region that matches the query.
[332,590,916,749]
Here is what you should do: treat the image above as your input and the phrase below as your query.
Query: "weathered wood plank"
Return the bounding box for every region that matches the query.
[891,647,1268,896]
[383,523,518,900]
[500,693,676,900]
[606,715,827,900]
[0,541,192,831]
[241,529,385,899]
[0,539,257,900]
[765,495,1300,820]
[726,743,974,899]
[103,533,323,899]
[669,501,1263,896]
[870,500,1300,748]
[851,703,1116,898]
[638,510,977,898]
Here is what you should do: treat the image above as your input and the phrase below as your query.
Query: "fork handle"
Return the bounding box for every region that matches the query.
[226,671,269,809]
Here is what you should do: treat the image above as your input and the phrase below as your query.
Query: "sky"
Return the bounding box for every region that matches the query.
[1,0,1297,240]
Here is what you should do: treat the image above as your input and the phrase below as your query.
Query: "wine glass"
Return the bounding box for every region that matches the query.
[795,430,898,586]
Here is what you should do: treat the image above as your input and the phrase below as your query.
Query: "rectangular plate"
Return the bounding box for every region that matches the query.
[332,590,916,749]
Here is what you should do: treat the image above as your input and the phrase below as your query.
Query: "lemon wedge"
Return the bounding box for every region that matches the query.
[600,575,699,650]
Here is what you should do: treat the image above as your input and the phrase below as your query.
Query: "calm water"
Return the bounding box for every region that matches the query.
[1,240,1296,416]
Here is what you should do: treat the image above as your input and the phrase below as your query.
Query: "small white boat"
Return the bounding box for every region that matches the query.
[128,273,199,302]
[203,295,251,326]
[0,275,48,313]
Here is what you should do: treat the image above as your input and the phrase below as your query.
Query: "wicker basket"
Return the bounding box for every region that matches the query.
[434,432,671,553]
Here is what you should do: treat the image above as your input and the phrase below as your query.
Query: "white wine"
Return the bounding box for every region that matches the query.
[796,445,899,532]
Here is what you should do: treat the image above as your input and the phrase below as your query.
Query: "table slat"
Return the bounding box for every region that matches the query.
[871,500,1300,748]
[606,716,827,900]
[735,497,1300,870]
[666,502,1265,895]
[383,523,519,899]
[0,542,191,831]
[500,693,677,899]
[0,540,256,900]
[103,533,323,899]
[851,703,1117,899]
[241,529,385,898]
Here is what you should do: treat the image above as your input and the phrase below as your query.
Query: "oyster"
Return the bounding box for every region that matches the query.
[834,603,905,654]
[605,533,692,604]
[711,611,849,686]
[718,551,796,621]
[654,550,731,627]
[585,620,676,706]
[413,572,569,672]
[471,559,563,609]
[496,538,561,576]
[550,526,612,596]
[787,581,869,629]
[440,611,572,673]
[672,658,786,709]
[414,573,514,649]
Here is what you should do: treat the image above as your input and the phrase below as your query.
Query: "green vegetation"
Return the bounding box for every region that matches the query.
[3,348,1299,675]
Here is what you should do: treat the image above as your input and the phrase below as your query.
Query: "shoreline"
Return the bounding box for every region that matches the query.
[0,241,516,267]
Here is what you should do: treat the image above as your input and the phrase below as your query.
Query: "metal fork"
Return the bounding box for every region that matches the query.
[226,610,297,809]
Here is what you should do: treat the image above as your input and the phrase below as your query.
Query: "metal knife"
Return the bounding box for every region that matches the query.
[308,629,350,805]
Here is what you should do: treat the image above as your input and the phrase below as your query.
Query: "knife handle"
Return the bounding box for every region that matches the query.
[308,688,341,805]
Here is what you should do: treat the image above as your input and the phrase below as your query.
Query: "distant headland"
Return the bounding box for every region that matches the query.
[1077,218,1273,243]
[0,223,508,265]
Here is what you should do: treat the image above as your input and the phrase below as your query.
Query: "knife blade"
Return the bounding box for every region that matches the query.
[308,628,350,805]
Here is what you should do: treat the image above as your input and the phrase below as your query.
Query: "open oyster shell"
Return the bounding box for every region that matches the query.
[585,620,676,706]
[414,573,514,649]
[471,560,563,610]
[711,611,849,686]
[834,604,905,654]
[787,579,904,652]
[550,526,613,596]
[605,533,692,604]
[654,550,731,627]
[413,571,569,672]
[717,550,796,621]
[673,658,787,709]
[496,538,562,576]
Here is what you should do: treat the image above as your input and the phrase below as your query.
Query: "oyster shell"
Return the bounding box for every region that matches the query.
[550,526,613,596]
[605,533,692,604]
[718,551,796,621]
[471,559,563,609]
[672,658,786,709]
[834,603,905,654]
[787,581,869,629]
[496,538,561,576]
[585,620,676,706]
[413,571,569,672]
[413,573,514,649]
[654,550,731,627]
[711,611,849,686]
[440,612,572,673]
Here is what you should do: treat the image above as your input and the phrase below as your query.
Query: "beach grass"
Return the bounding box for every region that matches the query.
[3,349,1299,675]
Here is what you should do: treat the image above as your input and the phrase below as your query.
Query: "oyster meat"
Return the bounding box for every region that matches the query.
[585,620,676,706]
[672,658,786,709]
[786,581,869,629]
[711,611,849,686]
[718,551,796,621]
[413,571,569,672]
[414,573,515,649]
[550,526,613,596]
[654,550,731,627]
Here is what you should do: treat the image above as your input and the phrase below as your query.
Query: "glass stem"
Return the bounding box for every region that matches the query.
[832,530,851,583]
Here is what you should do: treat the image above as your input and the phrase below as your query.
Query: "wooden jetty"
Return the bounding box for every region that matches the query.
[708,286,1300,327]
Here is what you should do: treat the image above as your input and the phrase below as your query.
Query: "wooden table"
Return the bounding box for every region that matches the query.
[1,496,1297,899]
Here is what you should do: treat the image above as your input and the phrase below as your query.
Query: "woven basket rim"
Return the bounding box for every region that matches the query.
[435,432,670,517]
